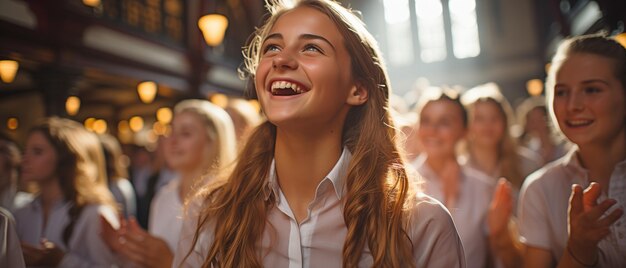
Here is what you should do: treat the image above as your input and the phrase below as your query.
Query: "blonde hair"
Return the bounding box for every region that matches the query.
[174,99,237,174]
[185,0,415,267]
[29,117,117,246]
[461,83,526,189]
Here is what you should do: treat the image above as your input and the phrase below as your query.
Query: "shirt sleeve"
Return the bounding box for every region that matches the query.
[58,205,120,268]
[0,208,26,268]
[409,193,466,268]
[518,174,552,249]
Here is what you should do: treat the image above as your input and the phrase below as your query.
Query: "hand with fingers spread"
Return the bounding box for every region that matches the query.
[564,183,624,267]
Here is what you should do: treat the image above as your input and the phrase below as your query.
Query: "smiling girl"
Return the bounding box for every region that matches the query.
[519,34,626,267]
[173,0,464,267]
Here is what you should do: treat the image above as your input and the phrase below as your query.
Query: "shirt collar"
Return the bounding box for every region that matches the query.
[264,147,352,201]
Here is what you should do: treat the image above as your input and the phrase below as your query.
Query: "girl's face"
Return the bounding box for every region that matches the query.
[255,6,359,130]
[552,53,626,147]
[418,99,466,158]
[468,101,506,148]
[165,111,214,172]
[21,132,58,183]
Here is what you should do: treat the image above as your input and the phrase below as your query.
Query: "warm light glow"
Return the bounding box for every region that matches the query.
[82,0,101,7]
[248,99,261,113]
[526,79,544,96]
[0,60,19,83]
[198,14,229,46]
[93,119,107,134]
[84,117,96,130]
[153,121,167,136]
[7,117,18,130]
[209,93,228,108]
[117,120,132,144]
[156,107,173,124]
[118,120,130,132]
[65,96,81,116]
[615,33,626,48]
[137,81,157,104]
[129,116,144,132]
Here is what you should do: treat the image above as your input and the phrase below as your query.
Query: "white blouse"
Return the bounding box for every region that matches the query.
[412,155,495,268]
[519,148,626,267]
[14,197,119,267]
[174,149,466,268]
[149,178,183,252]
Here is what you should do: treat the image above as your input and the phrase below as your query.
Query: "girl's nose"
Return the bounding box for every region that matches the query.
[272,51,297,70]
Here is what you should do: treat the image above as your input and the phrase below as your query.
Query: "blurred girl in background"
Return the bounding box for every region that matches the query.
[15,117,119,267]
[103,99,237,268]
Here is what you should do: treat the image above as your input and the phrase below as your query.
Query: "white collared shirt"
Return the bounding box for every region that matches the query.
[412,155,495,268]
[175,148,466,267]
[13,197,119,267]
[519,147,626,267]
[149,178,183,251]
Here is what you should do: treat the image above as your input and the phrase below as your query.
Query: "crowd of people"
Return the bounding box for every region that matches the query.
[0,0,624,267]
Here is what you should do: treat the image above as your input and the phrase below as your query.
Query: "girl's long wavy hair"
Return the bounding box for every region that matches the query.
[461,83,526,189]
[184,0,415,267]
[29,117,116,247]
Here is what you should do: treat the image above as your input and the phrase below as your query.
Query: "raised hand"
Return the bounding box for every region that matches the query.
[488,178,513,237]
[566,183,623,266]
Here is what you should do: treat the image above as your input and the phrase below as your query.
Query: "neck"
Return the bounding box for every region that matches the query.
[178,167,206,200]
[39,178,64,209]
[274,125,344,222]
[425,154,458,178]
[577,134,626,192]
[469,145,500,175]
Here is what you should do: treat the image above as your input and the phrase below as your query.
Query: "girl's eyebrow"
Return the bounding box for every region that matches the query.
[263,33,336,51]
[581,79,610,86]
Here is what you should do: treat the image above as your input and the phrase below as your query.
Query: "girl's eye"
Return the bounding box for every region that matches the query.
[303,44,322,53]
[584,87,601,94]
[554,88,568,97]
[263,44,280,54]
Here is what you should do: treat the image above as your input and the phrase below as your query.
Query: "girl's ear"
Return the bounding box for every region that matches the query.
[346,83,368,106]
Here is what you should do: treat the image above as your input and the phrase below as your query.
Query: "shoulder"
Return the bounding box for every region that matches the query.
[153,179,180,201]
[522,158,569,192]
[406,193,456,236]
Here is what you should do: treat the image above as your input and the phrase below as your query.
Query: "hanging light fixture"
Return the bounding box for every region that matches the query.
[65,96,81,116]
[198,14,229,46]
[129,116,144,132]
[6,117,18,130]
[82,0,101,7]
[156,107,173,124]
[526,79,543,96]
[0,60,19,83]
[137,81,157,104]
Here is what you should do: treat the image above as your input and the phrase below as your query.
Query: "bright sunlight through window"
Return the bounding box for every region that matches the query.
[449,0,481,58]
[383,0,414,66]
[415,0,447,63]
